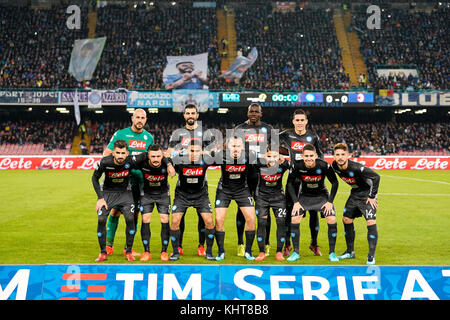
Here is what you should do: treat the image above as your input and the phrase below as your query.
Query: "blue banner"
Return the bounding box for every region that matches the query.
[127,91,173,108]
[220,266,450,300]
[1,265,449,300]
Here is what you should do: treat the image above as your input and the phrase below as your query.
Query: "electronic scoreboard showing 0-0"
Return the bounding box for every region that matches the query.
[219,92,375,107]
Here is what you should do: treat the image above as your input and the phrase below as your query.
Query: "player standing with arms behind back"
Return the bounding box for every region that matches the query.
[332,143,380,265]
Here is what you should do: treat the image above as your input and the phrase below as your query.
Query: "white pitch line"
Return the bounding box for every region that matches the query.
[379,174,450,186]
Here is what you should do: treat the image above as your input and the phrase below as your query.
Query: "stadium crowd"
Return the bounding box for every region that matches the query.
[3,118,445,156]
[1,2,447,90]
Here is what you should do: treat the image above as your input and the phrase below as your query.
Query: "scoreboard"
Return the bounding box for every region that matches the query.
[220,92,375,107]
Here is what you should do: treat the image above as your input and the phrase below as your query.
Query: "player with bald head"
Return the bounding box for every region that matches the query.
[103,108,155,257]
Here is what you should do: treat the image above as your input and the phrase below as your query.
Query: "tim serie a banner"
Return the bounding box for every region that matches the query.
[1,265,449,300]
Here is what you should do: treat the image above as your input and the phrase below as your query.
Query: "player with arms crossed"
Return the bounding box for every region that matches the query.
[103,108,154,257]
[332,143,380,265]
[169,142,216,261]
[279,109,324,257]
[254,146,289,261]
[286,144,339,262]
[131,144,175,261]
[92,140,139,262]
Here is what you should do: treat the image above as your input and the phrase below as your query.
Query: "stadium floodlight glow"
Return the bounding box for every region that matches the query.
[414,109,427,114]
[27,107,32,111]
[59,110,70,113]
[56,107,68,111]
[217,108,229,114]
[171,1,176,5]
[95,110,103,114]
[147,108,159,113]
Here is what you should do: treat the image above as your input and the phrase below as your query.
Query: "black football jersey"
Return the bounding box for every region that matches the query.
[279,129,323,162]
[332,160,380,198]
[92,155,136,198]
[132,153,171,195]
[255,160,290,196]
[287,158,338,202]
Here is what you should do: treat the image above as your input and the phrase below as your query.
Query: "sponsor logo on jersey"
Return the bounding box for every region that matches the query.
[182,167,204,176]
[261,173,282,182]
[145,174,165,182]
[245,134,265,143]
[340,176,356,185]
[128,140,146,150]
[301,175,322,183]
[225,165,246,173]
[181,137,201,147]
[108,170,130,178]
[291,141,309,151]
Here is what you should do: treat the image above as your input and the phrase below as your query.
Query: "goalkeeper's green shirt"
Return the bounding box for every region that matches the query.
[107,127,154,155]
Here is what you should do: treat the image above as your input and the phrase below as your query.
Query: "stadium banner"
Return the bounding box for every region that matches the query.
[220,92,375,107]
[60,90,127,105]
[127,91,172,108]
[0,265,45,300]
[1,265,449,300]
[68,37,106,82]
[376,91,450,107]
[0,156,449,170]
[0,90,59,105]
[220,47,258,82]
[220,266,450,300]
[163,53,209,90]
[172,89,219,112]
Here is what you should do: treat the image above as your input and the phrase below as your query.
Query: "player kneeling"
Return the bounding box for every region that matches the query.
[254,147,290,261]
[332,143,380,265]
[286,144,340,262]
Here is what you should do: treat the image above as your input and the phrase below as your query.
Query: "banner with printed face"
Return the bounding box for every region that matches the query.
[163,53,209,90]
[68,37,106,82]
[221,47,258,82]
[172,89,219,112]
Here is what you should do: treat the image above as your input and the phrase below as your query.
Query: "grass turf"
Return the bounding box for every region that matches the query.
[0,169,449,265]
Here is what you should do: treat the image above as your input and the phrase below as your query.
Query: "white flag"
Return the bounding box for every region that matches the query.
[74,90,81,125]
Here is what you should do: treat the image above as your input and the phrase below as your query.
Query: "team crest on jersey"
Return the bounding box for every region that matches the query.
[124,163,130,169]
[306,136,312,142]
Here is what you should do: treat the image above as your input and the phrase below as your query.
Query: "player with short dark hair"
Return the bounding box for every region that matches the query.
[279,109,324,257]
[254,146,289,261]
[92,140,138,262]
[286,144,340,262]
[233,103,274,256]
[332,143,380,265]
[131,144,175,261]
[169,142,216,261]
[166,104,218,257]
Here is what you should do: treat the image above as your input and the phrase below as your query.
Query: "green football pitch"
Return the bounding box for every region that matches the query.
[0,169,449,265]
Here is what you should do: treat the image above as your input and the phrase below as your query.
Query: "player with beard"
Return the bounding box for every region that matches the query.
[254,147,289,261]
[233,103,274,257]
[132,144,175,261]
[286,144,339,262]
[332,143,380,265]
[166,104,217,257]
[164,61,208,90]
[92,140,139,262]
[169,142,216,261]
[279,109,323,257]
[103,109,154,258]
